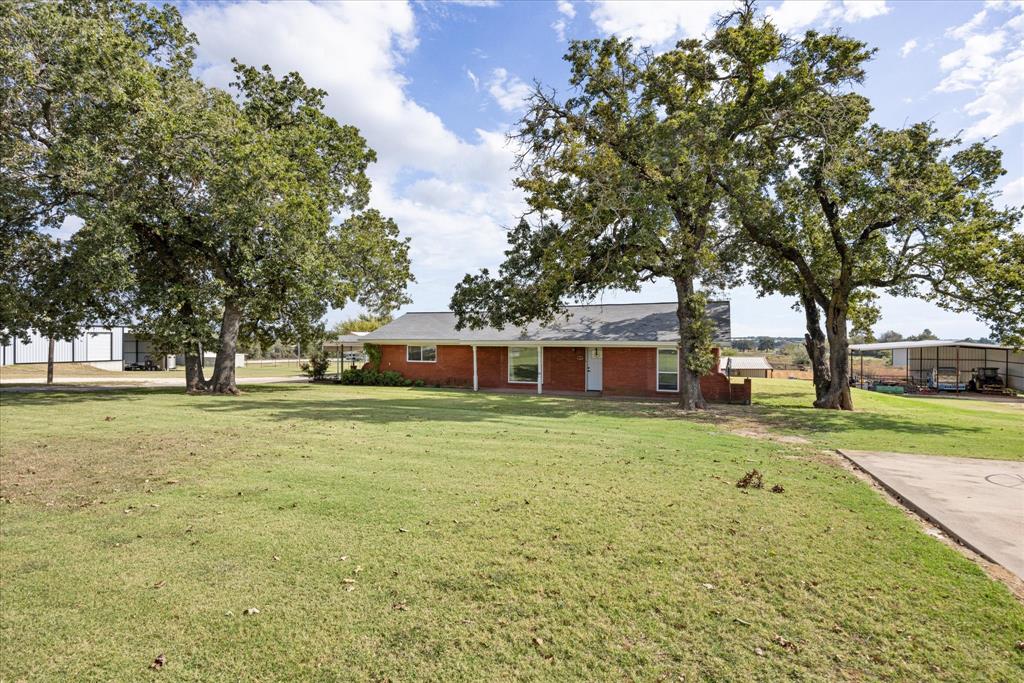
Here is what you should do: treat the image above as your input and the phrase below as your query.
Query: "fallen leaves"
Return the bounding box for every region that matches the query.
[770,484,785,494]
[773,635,799,653]
[149,653,166,670]
[392,602,408,611]
[736,470,763,489]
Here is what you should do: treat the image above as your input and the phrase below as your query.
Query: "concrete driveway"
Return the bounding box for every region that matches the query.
[841,450,1024,579]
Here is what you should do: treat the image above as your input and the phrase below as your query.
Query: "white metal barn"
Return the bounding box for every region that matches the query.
[1,326,125,370]
[849,340,1024,392]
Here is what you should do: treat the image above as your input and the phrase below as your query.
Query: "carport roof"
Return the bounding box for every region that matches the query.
[363,301,731,345]
[724,355,773,370]
[849,340,1019,352]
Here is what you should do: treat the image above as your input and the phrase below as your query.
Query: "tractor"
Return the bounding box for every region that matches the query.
[967,367,1010,395]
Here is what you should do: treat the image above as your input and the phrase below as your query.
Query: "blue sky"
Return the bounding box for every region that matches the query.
[177,0,1023,338]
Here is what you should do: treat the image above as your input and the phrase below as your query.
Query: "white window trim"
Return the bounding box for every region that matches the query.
[406,345,438,363]
[656,347,680,393]
[508,346,540,384]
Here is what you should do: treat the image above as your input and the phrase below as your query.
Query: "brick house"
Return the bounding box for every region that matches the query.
[361,302,751,404]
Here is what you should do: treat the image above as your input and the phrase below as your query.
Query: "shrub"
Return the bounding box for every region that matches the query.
[337,367,422,387]
[301,349,331,380]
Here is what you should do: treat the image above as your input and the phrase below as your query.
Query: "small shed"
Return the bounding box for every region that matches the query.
[724,355,773,378]
[849,340,1023,392]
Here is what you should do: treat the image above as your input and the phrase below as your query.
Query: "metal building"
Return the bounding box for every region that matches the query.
[1,326,125,370]
[849,340,1024,393]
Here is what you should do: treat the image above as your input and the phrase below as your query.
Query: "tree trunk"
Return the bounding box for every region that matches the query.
[799,288,830,402]
[184,343,207,394]
[674,276,707,411]
[815,299,853,410]
[46,337,55,385]
[208,299,242,395]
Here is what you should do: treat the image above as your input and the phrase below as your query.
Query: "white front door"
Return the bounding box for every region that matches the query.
[586,347,603,391]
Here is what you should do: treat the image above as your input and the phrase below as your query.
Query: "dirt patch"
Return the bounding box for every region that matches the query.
[0,433,219,509]
[728,428,810,445]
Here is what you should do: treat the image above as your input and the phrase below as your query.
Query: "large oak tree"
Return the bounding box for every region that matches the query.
[450,6,869,409]
[728,112,1021,409]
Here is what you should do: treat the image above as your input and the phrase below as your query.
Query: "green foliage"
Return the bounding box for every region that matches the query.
[0,0,191,343]
[337,367,421,387]
[450,8,870,409]
[3,0,414,393]
[301,349,331,380]
[330,313,391,336]
[364,343,382,371]
[732,113,1021,407]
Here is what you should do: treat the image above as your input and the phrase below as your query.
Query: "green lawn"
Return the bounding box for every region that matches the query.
[1,383,1022,681]
[748,379,1024,460]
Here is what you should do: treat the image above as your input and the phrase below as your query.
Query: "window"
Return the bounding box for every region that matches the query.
[508,346,539,383]
[407,345,437,363]
[657,348,679,392]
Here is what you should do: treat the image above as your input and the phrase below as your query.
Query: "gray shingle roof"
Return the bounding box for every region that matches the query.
[363,301,730,344]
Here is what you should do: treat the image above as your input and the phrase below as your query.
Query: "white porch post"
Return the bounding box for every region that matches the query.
[537,345,544,395]
[472,345,478,392]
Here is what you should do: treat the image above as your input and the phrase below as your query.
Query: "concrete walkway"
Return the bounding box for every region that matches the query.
[840,450,1024,579]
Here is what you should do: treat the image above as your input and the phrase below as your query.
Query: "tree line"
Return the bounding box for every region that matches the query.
[3,1,1020,409]
[2,0,412,393]
[449,1,1022,410]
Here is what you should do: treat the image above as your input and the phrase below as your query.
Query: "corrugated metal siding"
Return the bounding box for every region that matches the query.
[111,326,123,361]
[907,345,1021,390]
[1008,351,1024,391]
[1,326,123,365]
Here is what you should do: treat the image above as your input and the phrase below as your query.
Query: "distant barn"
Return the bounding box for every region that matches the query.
[723,355,773,378]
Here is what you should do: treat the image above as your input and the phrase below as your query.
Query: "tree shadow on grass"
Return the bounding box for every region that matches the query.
[1,383,987,444]
[188,386,606,425]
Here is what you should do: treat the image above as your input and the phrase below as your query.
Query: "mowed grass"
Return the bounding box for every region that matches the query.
[1,362,306,381]
[1,384,1022,681]
[748,379,1024,460]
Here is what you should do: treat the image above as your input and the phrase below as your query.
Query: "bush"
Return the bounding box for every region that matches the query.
[337,367,424,387]
[301,349,331,380]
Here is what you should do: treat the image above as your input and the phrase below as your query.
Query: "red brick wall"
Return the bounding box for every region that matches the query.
[602,346,749,403]
[378,344,473,387]
[375,344,746,403]
[378,344,586,391]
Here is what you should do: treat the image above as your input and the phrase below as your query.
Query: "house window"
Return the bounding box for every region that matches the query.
[407,345,437,363]
[508,346,539,383]
[657,348,679,392]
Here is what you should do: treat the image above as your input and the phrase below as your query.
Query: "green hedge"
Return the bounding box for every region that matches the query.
[337,368,425,387]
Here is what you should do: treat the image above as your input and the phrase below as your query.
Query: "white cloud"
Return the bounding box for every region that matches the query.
[590,1,734,45]
[999,176,1024,208]
[487,67,532,112]
[590,1,890,46]
[466,68,480,91]
[899,38,918,57]
[553,2,575,43]
[552,19,568,42]
[766,0,890,33]
[182,1,523,307]
[766,0,830,32]
[840,0,890,22]
[936,1,1024,138]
